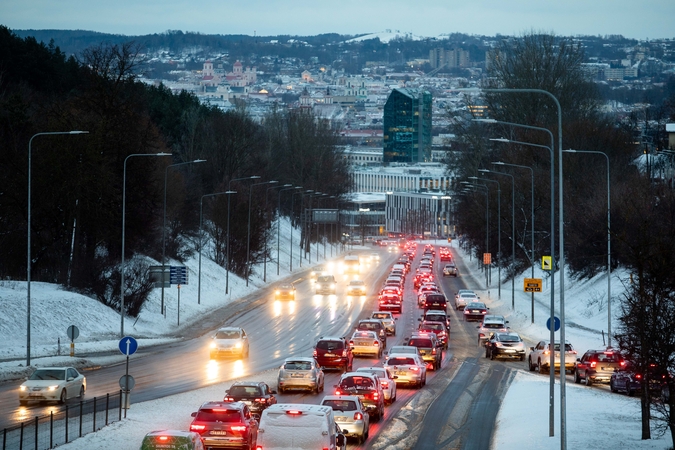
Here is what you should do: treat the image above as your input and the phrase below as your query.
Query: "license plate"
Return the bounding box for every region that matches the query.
[291,373,304,378]
[396,371,407,376]
[504,349,515,353]
[324,353,335,357]
[29,393,42,397]
[210,431,227,436]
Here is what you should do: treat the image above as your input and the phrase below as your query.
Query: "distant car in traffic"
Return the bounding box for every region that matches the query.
[274,283,296,300]
[209,327,249,359]
[189,401,258,450]
[140,430,204,450]
[346,279,367,296]
[464,301,489,322]
[315,274,337,295]
[477,315,509,346]
[384,354,427,388]
[528,340,577,374]
[320,395,370,445]
[277,357,325,393]
[442,263,458,277]
[334,372,385,422]
[349,330,383,358]
[574,349,626,386]
[314,336,353,372]
[371,311,397,335]
[355,366,398,405]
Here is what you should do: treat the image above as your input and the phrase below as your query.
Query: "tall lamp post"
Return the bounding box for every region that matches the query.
[563,149,611,346]
[493,161,535,321]
[278,186,302,275]
[470,176,500,296]
[226,176,260,294]
[291,190,313,270]
[198,190,236,304]
[246,180,278,286]
[480,169,515,308]
[460,181,489,288]
[263,183,290,282]
[162,159,206,315]
[306,192,322,265]
[27,130,89,365]
[121,152,172,337]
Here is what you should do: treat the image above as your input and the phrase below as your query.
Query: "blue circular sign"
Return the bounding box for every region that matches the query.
[118,336,138,356]
[546,317,561,332]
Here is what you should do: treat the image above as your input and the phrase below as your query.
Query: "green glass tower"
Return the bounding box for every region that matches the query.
[383,88,432,164]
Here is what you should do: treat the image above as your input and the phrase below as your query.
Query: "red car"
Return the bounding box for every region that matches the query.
[379,293,402,313]
[313,336,353,372]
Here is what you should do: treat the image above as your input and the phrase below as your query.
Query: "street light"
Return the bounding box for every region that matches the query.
[198,190,236,304]
[226,176,260,294]
[563,149,611,346]
[278,186,302,275]
[480,169,515,308]
[246,180,278,286]
[162,159,206,316]
[493,161,536,322]
[291,190,313,270]
[121,152,172,337]
[27,130,89,365]
[460,181,489,288]
[305,192,322,265]
[470,176,500,294]
[263,183,291,282]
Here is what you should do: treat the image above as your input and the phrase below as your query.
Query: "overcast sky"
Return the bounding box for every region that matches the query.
[2,0,674,40]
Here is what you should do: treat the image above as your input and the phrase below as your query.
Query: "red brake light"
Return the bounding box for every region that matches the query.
[636,374,642,379]
[381,380,388,388]
[313,350,317,357]
[410,366,419,371]
[432,348,437,355]
[286,410,303,415]
[354,412,363,420]
[225,397,234,402]
[335,390,341,396]
[231,426,247,432]
[373,392,379,400]
[620,360,627,367]
[590,361,597,368]
[374,340,380,346]
[342,349,347,357]
[158,436,169,441]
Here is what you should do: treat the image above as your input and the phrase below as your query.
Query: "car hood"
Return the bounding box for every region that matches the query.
[22,380,66,388]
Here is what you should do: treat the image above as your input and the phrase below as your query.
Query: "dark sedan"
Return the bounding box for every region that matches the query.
[463,302,489,322]
[224,381,277,414]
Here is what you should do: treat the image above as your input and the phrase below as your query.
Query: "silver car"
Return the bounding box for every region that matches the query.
[277,357,325,393]
[384,354,427,388]
[355,366,398,404]
[371,311,396,336]
[349,331,383,358]
[19,367,86,405]
[209,327,249,359]
[455,291,479,310]
[321,395,370,444]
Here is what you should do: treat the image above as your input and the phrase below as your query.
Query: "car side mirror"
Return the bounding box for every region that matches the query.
[225,389,230,395]
[336,433,346,446]
[505,321,509,323]
[576,358,581,362]
[530,347,534,351]
[271,390,277,394]
[191,412,197,417]
[476,326,480,329]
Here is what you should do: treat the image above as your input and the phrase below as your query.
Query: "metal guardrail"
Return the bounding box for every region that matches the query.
[2,391,124,450]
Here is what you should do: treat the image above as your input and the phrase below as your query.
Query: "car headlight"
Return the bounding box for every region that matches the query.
[47,385,59,391]
[236,342,243,349]
[331,284,336,289]
[210,342,217,349]
[275,290,280,295]
[19,385,26,392]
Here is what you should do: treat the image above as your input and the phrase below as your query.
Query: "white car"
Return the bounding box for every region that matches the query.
[371,311,397,336]
[346,280,367,296]
[209,326,249,359]
[19,367,86,405]
[384,354,427,388]
[355,366,398,404]
[349,330,383,358]
[321,395,370,444]
[455,290,479,310]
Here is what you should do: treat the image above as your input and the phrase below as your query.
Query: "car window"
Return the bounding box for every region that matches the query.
[372,313,390,320]
[359,322,381,330]
[284,361,312,370]
[596,352,622,362]
[317,276,334,282]
[340,376,374,389]
[408,338,433,347]
[30,369,66,380]
[499,335,521,342]
[194,409,242,422]
[229,385,262,396]
[552,343,574,352]
[387,357,416,365]
[353,331,375,338]
[67,368,78,379]
[323,399,357,411]
[316,340,344,350]
[216,330,241,339]
[484,323,505,329]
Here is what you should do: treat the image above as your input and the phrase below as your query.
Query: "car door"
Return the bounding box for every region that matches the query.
[67,368,81,399]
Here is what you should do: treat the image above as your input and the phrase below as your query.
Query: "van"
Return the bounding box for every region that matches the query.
[256,403,346,450]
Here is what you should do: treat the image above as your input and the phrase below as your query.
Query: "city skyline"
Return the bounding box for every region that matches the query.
[2,0,674,41]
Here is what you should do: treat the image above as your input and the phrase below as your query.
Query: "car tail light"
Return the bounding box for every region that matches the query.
[335,390,341,395]
[410,366,419,371]
[374,340,380,346]
[313,349,317,357]
[354,412,363,420]
[620,360,627,368]
[231,425,247,432]
[342,349,347,357]
[543,350,550,355]
[349,340,354,346]
[286,410,303,415]
[590,361,597,368]
[225,396,235,402]
[373,392,379,400]
[432,348,437,355]
[381,380,389,388]
[190,424,206,432]
[255,398,266,403]
[158,436,169,441]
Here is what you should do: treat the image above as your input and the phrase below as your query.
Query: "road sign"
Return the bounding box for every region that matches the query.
[546,316,561,332]
[542,256,552,270]
[524,278,543,292]
[66,325,79,341]
[118,336,138,356]
[483,253,492,264]
[169,265,188,285]
[119,374,136,391]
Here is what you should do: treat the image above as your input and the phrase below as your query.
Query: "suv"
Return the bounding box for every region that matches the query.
[315,274,337,294]
[418,320,448,349]
[224,381,277,415]
[423,293,448,312]
[334,372,385,421]
[356,319,387,348]
[406,332,442,370]
[313,336,353,372]
[574,349,626,386]
[422,310,450,332]
[477,315,509,346]
[189,401,258,449]
[528,340,577,374]
[140,430,204,450]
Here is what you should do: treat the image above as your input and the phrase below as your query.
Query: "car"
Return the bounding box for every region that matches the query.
[320,395,370,444]
[384,276,404,290]
[356,319,387,347]
[315,274,337,294]
[527,340,577,374]
[355,366,398,405]
[378,292,403,313]
[18,366,86,405]
[274,283,296,300]
[310,265,328,282]
[334,372,385,421]
[422,309,451,332]
[406,332,442,370]
[439,248,452,261]
[418,320,448,349]
[256,404,346,450]
[313,336,353,372]
[477,315,509,346]
[371,311,397,335]
[385,345,423,359]
[277,357,325,393]
[370,252,380,261]
[209,327,249,359]
[384,354,427,388]
[574,349,627,386]
[140,430,205,450]
[346,279,367,296]
[189,401,258,450]
[224,381,277,415]
[442,263,459,277]
[349,330,383,358]
[610,361,669,396]
[464,301,489,322]
[485,332,526,360]
[423,293,448,312]
[455,290,479,310]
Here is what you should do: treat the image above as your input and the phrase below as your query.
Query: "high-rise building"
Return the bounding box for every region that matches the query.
[383,88,432,164]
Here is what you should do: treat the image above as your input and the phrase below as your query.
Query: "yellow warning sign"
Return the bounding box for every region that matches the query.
[542,256,552,271]
[524,278,543,292]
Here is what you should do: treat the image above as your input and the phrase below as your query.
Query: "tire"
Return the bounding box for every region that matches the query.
[485,347,490,358]
[610,380,618,393]
[490,350,496,361]
[519,355,525,362]
[528,357,535,372]
[79,385,85,398]
[627,381,635,397]
[358,433,365,445]
[585,374,593,387]
[60,389,67,404]
[574,370,581,384]
[538,360,547,374]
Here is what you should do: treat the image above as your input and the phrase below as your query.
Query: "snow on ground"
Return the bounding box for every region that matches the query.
[1,226,673,449]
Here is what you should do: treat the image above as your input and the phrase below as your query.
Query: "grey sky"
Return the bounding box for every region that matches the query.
[2,0,673,40]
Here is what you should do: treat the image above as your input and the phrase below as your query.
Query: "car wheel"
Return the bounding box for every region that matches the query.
[528,357,535,371]
[574,370,581,384]
[610,380,618,393]
[79,386,85,398]
[585,374,593,387]
[519,355,525,361]
[538,360,546,374]
[490,350,496,361]
[60,389,67,404]
[358,433,365,445]
[627,381,635,397]
[319,380,324,393]
[278,386,284,394]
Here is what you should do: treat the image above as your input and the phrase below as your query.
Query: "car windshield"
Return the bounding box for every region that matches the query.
[215,330,240,339]
[387,357,416,366]
[284,361,312,370]
[552,343,574,352]
[483,323,505,329]
[323,399,357,412]
[353,331,375,339]
[372,313,391,320]
[422,323,444,332]
[316,340,344,351]
[228,385,262,397]
[594,352,622,362]
[389,346,415,354]
[466,303,485,309]
[358,322,380,330]
[425,314,446,321]
[194,409,241,422]
[358,368,385,378]
[499,335,521,342]
[350,281,364,286]
[29,369,66,380]
[317,276,333,282]
[279,284,293,290]
[408,338,433,347]
[340,376,374,390]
